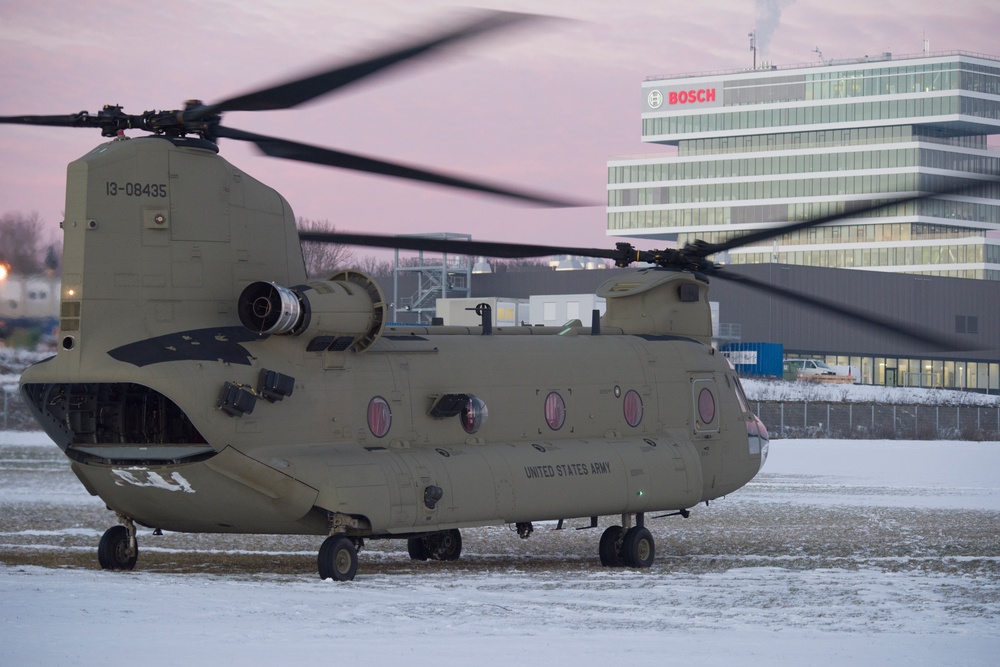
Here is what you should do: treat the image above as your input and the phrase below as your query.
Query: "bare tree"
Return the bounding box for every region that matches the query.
[0,212,54,275]
[354,255,394,279]
[296,218,356,279]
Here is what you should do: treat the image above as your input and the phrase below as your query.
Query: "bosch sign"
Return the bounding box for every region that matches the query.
[670,88,716,104]
[645,86,723,111]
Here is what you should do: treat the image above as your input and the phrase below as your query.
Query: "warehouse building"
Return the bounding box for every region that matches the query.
[454,264,1000,392]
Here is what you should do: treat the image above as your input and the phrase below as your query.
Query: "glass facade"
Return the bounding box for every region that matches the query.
[641,95,971,138]
[786,353,1000,392]
[610,52,1000,282]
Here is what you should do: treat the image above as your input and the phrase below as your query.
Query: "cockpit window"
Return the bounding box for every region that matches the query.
[733,375,751,413]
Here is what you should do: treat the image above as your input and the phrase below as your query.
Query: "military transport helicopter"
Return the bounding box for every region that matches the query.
[1,11,974,581]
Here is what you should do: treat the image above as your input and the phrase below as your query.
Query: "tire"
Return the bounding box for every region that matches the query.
[318,535,358,581]
[426,529,462,561]
[407,537,429,561]
[622,526,655,568]
[598,525,625,567]
[98,525,138,571]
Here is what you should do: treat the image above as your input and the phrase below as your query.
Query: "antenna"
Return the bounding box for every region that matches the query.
[749,30,757,69]
[812,47,826,65]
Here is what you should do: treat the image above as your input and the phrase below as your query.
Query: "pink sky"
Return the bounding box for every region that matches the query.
[1,0,996,257]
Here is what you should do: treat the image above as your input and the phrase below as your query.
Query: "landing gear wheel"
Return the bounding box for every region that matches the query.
[425,529,462,561]
[407,537,430,561]
[622,526,655,568]
[318,535,359,581]
[599,525,625,567]
[98,525,138,571]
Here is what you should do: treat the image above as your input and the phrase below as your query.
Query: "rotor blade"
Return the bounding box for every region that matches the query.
[189,11,539,121]
[0,112,93,128]
[690,177,1000,259]
[298,231,623,262]
[311,231,968,349]
[705,266,969,350]
[218,126,590,207]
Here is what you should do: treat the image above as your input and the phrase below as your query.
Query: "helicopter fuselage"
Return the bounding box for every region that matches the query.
[23,324,766,537]
[19,136,767,572]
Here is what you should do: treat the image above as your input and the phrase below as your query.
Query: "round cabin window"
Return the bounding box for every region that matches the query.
[367,396,392,438]
[544,392,566,431]
[623,390,643,427]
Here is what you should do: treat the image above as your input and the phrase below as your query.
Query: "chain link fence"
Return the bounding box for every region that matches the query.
[754,401,1000,440]
[2,385,38,431]
[2,349,47,431]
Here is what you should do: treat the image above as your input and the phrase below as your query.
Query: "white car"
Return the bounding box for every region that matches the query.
[784,358,837,377]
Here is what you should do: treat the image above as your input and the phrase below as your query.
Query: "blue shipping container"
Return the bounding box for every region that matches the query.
[721,342,783,378]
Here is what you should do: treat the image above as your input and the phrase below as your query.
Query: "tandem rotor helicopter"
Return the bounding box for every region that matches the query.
[1,11,971,581]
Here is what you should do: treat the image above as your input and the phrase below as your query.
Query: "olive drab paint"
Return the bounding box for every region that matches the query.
[19,136,769,579]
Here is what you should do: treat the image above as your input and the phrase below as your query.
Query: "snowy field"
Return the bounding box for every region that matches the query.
[1,431,998,666]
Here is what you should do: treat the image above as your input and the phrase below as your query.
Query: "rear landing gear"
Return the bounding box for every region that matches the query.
[407,528,462,562]
[599,525,625,566]
[622,526,654,568]
[598,514,654,568]
[98,514,138,571]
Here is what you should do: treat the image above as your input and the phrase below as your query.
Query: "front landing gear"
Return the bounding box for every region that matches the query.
[98,514,138,571]
[599,514,655,568]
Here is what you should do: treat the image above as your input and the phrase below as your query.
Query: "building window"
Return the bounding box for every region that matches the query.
[956,315,979,334]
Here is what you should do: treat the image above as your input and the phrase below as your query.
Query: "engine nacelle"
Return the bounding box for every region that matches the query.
[238,270,387,353]
[597,269,712,343]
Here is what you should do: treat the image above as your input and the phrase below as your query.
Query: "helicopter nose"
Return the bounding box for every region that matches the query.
[748,414,770,469]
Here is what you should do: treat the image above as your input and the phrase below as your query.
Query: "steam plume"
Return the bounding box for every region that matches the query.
[754,0,793,57]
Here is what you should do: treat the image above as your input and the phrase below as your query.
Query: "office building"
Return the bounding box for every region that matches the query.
[608,51,1000,279]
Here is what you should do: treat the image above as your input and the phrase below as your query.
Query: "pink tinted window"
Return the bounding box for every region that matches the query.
[623,390,643,427]
[698,388,716,425]
[462,396,488,434]
[544,392,566,431]
[367,396,392,438]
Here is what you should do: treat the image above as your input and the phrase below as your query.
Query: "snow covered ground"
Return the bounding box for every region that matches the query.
[1,431,998,665]
[741,376,1000,407]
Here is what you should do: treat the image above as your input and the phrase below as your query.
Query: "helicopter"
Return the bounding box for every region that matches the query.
[1,11,970,581]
